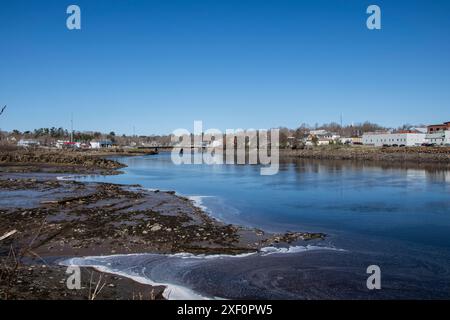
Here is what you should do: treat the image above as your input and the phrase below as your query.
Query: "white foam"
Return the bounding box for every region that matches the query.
[68,244,345,262]
[56,175,75,181]
[143,190,213,213]
[187,195,214,213]
[145,188,161,192]
[170,245,345,259]
[61,257,212,300]
[169,251,257,259]
[57,174,91,181]
[259,245,346,256]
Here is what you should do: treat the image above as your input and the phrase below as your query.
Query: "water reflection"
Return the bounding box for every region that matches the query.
[77,153,450,299]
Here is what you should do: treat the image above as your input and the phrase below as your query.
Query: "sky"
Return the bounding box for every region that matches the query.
[0,0,450,135]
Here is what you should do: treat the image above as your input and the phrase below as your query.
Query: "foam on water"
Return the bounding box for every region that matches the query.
[169,245,345,260]
[60,244,345,300]
[259,245,346,255]
[56,175,75,181]
[61,257,214,300]
[187,195,215,212]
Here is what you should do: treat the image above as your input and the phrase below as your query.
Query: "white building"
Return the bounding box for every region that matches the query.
[90,140,113,149]
[426,131,450,146]
[17,139,40,147]
[305,130,340,146]
[362,132,426,147]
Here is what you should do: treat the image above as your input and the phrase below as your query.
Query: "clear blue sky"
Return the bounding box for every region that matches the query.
[1,0,450,135]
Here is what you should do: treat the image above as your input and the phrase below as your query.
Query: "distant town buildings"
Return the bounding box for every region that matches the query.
[7,121,450,149]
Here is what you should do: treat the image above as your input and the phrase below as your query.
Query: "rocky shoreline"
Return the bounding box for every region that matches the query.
[0,150,324,300]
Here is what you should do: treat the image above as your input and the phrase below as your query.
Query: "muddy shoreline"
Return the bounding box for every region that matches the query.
[0,150,324,300]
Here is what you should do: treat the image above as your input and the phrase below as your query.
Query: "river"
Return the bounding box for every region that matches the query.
[66,153,450,299]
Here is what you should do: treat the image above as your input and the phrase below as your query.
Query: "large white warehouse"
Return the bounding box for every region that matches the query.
[362,132,426,147]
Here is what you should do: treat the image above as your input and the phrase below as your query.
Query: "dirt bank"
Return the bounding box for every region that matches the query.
[280,146,450,165]
[0,149,126,175]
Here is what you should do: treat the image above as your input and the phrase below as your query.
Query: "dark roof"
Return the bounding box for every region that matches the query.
[428,124,449,128]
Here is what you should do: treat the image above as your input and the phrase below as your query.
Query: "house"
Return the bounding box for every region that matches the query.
[362,131,426,147]
[90,140,113,149]
[304,130,341,146]
[17,139,40,147]
[425,122,450,146]
[309,130,338,140]
[305,134,331,146]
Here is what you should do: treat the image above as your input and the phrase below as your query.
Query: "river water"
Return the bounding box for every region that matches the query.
[66,153,450,299]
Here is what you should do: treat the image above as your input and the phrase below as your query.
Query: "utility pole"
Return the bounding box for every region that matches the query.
[0,105,6,141]
[70,113,74,142]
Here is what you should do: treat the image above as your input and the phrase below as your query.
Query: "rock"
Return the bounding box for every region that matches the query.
[150,224,162,232]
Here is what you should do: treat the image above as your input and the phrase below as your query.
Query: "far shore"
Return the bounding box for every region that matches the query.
[279,145,450,165]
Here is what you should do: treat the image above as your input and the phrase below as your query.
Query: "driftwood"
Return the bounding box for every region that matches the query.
[0,230,17,241]
[40,200,59,205]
